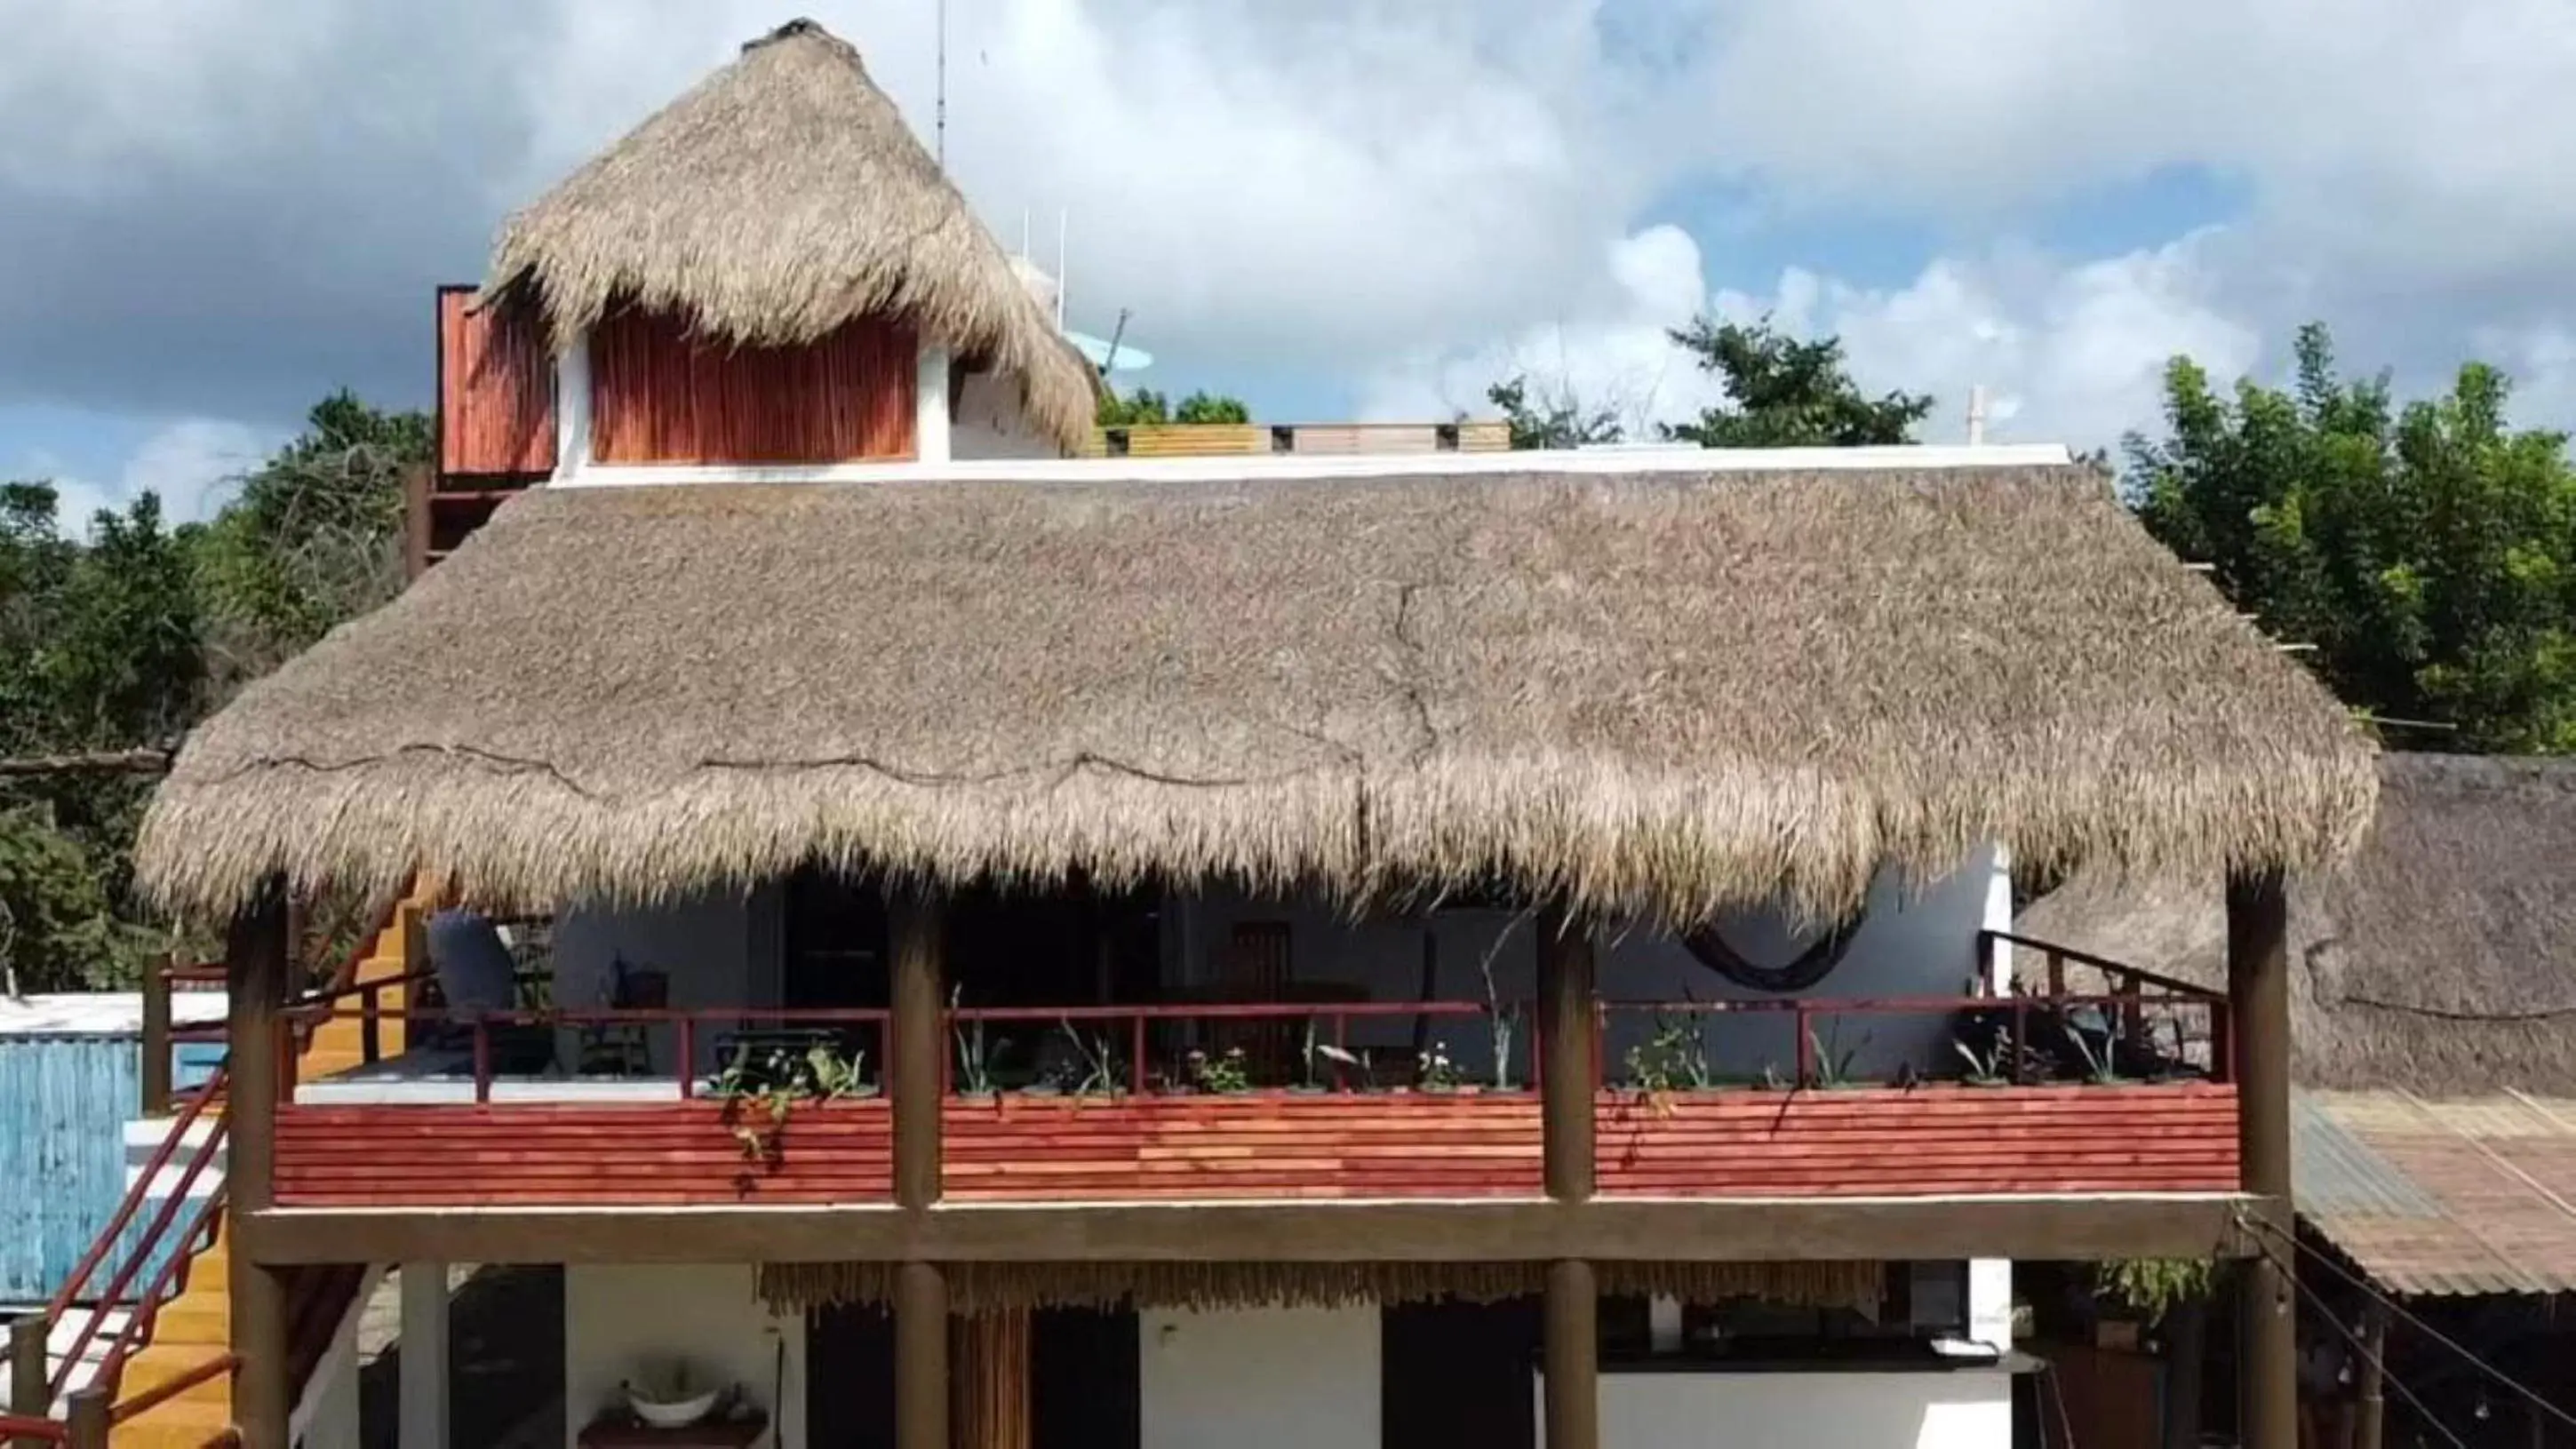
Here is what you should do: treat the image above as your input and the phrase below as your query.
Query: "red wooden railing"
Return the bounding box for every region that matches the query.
[282,1004,895,1103]
[944,999,1506,1095]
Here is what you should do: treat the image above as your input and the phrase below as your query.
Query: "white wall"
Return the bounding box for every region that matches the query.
[564,1264,806,1449]
[552,889,771,1076]
[1140,1305,1377,1449]
[1543,1370,2011,1449]
[1176,845,2005,1084]
[953,367,1066,459]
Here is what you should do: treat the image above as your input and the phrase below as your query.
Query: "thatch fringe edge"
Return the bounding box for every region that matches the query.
[753,1261,1886,1316]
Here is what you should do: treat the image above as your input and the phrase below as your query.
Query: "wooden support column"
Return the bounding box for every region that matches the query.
[891,890,947,1209]
[1543,1258,1599,1449]
[2228,871,2295,1449]
[952,1308,1032,1449]
[227,877,293,1449]
[8,1315,46,1449]
[398,1262,451,1449]
[2352,1302,2388,1449]
[894,1262,949,1449]
[1537,904,1595,1203]
[61,1389,107,1449]
[140,952,172,1118]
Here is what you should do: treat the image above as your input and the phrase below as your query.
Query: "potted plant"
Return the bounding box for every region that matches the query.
[951,986,995,1103]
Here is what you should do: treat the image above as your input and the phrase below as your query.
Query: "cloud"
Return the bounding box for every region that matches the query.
[39,418,278,537]
[1364,226,2261,452]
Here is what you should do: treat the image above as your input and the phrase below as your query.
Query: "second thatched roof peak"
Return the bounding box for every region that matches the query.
[481,17,1095,450]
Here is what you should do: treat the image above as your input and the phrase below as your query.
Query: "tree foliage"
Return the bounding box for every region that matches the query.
[1663,316,1934,448]
[1487,376,1626,451]
[1096,387,1252,426]
[0,394,427,991]
[2130,323,2576,752]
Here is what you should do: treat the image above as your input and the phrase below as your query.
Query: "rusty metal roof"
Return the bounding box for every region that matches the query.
[2295,1089,2576,1297]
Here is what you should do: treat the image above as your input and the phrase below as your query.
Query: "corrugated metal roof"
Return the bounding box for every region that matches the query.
[2296,1089,2576,1298]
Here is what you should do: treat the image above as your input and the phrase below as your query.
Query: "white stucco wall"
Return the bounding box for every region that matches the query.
[563,1264,806,1449]
[1543,1370,2011,1449]
[551,888,775,1076]
[1174,844,2005,1083]
[953,368,1065,459]
[1139,1305,1377,1449]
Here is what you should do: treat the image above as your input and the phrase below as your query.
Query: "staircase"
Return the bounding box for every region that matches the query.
[41,894,430,1446]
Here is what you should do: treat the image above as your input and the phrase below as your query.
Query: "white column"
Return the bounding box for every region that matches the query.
[916,346,953,463]
[399,1262,451,1449]
[1972,844,2016,1349]
[554,333,592,480]
[1647,1296,1685,1354]
[299,1283,365,1449]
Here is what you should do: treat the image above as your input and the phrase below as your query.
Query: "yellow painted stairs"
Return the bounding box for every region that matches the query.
[98,897,427,1447]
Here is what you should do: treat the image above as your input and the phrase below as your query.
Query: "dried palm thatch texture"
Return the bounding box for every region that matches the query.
[754,1260,1884,1315]
[136,464,2374,922]
[480,19,1095,452]
[2016,752,2576,1095]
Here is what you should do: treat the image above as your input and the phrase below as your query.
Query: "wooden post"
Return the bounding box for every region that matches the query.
[227,877,293,1449]
[140,955,173,1118]
[8,1314,46,1449]
[894,1262,949,1449]
[61,1388,107,1449]
[890,890,947,1208]
[2351,1302,2387,1449]
[403,463,433,582]
[952,1308,1031,1449]
[2159,1296,2209,1449]
[1543,1258,1599,1449]
[1537,903,1595,1204]
[2228,871,2295,1449]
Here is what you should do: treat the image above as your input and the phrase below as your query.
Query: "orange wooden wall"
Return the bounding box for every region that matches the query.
[272,1084,2237,1208]
[435,289,557,477]
[589,307,917,465]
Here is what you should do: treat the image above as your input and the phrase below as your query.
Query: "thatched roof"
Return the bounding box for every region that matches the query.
[137,461,2374,921]
[2017,752,2576,1095]
[480,19,1096,452]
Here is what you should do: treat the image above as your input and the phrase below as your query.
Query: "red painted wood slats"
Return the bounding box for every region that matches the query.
[588,308,917,465]
[942,1093,1546,1201]
[1597,1084,2241,1197]
[435,289,556,477]
[273,1102,892,1206]
[268,1084,2238,1208]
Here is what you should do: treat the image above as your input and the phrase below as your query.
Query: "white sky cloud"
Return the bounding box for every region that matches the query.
[2,0,2573,480]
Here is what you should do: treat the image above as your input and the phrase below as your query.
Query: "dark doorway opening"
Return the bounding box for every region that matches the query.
[802,1303,1137,1449]
[1382,1297,1540,1449]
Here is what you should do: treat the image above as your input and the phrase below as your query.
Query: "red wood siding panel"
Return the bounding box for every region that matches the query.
[273,1102,891,1206]
[589,308,918,465]
[942,1094,1545,1201]
[1597,1084,2241,1197]
[435,289,556,477]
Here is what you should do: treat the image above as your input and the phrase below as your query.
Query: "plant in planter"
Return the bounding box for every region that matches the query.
[1953,1033,2012,1087]
[1624,1015,1711,1094]
[1416,1040,1462,1093]
[951,985,994,1098]
[1057,1019,1125,1097]
[2066,1026,2124,1087]
[1187,1045,1253,1095]
[1293,1019,1333,1094]
[710,1041,868,1165]
[1805,1025,1870,1090]
[1310,1038,1367,1091]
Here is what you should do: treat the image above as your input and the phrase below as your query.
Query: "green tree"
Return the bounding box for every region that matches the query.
[2130,322,2576,752]
[1663,316,1934,447]
[0,483,202,991]
[1487,376,1625,450]
[1097,387,1252,426]
[193,390,428,689]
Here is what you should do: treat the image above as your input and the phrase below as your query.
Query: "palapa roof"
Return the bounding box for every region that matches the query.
[479,18,1096,452]
[136,458,2375,922]
[2016,752,2576,1095]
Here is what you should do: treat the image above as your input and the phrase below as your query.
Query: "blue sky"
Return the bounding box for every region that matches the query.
[5,0,2572,526]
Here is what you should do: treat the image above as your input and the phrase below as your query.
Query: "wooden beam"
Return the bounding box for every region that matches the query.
[1543,1259,1598,1449]
[227,878,293,1449]
[1538,904,1595,1203]
[0,745,171,778]
[894,1261,948,1449]
[139,953,172,1119]
[890,890,946,1208]
[953,1308,1030,1449]
[2353,1300,2388,1449]
[2227,871,2295,1449]
[8,1315,46,1449]
[237,1192,2258,1267]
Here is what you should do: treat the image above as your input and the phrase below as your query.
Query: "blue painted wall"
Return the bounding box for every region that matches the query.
[0,1034,215,1304]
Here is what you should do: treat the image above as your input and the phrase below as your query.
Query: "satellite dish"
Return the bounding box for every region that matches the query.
[1066,330,1152,373]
